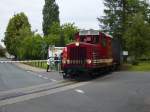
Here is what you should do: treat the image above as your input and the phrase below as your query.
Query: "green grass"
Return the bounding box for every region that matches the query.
[121,62,150,71]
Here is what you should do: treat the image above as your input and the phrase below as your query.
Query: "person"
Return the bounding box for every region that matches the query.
[46,57,50,72]
[60,53,63,71]
[54,54,59,71]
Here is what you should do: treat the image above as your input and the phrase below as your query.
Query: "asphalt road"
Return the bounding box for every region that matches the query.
[0,63,51,91]
[0,62,150,112]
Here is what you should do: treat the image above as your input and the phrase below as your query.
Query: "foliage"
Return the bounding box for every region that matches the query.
[61,23,79,44]
[3,3,78,60]
[44,22,78,47]
[123,13,150,59]
[0,45,5,57]
[98,0,150,49]
[17,33,44,60]
[42,0,60,36]
[44,34,60,47]
[4,12,31,58]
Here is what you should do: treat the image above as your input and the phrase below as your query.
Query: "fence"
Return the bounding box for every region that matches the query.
[0,60,62,72]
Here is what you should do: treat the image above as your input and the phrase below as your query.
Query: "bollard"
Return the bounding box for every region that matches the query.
[38,61,39,67]
[40,61,42,68]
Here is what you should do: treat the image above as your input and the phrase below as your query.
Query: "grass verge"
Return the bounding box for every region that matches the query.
[120,62,150,71]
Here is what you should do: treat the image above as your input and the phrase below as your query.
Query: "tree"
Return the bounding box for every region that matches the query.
[4,12,31,58]
[42,0,60,36]
[44,22,78,47]
[0,44,5,57]
[16,28,33,59]
[61,23,79,44]
[98,0,123,38]
[18,33,44,60]
[124,13,150,59]
[98,0,150,49]
[44,22,61,47]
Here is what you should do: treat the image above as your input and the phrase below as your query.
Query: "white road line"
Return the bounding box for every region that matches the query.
[26,71,48,80]
[27,71,31,73]
[38,75,42,78]
[75,89,85,94]
[50,79,57,82]
[43,77,49,80]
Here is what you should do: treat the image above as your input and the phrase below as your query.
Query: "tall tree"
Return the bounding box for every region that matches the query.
[42,0,60,36]
[98,0,150,49]
[4,12,31,58]
[124,13,150,59]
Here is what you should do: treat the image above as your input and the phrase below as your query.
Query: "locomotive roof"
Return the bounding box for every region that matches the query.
[79,29,99,36]
[79,29,113,38]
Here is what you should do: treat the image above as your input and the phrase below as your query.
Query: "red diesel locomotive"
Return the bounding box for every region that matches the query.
[61,30,122,78]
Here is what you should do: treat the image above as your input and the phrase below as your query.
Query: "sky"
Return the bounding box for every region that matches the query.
[0,0,104,46]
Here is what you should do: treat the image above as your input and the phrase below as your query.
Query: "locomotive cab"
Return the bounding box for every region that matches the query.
[62,30,120,78]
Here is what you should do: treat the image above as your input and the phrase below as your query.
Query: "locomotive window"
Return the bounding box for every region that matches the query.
[80,36,85,42]
[94,35,99,44]
[101,33,107,47]
[80,35,99,44]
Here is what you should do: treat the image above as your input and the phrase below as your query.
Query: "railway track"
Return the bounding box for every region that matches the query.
[0,80,89,106]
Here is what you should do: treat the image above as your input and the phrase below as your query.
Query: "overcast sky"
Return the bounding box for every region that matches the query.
[0,0,104,46]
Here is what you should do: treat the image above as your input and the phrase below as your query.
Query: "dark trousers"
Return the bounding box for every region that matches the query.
[47,65,49,72]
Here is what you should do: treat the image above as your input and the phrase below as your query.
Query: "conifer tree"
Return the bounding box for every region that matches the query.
[42,0,60,36]
[98,0,150,48]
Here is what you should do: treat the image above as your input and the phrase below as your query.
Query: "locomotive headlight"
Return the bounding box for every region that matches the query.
[75,42,79,46]
[67,60,70,64]
[62,60,66,64]
[86,59,92,64]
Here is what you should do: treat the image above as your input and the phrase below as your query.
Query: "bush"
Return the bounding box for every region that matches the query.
[131,60,139,65]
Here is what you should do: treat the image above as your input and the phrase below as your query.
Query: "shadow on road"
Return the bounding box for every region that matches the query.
[65,71,113,82]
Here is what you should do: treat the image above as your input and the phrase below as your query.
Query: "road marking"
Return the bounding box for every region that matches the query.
[0,82,89,106]
[27,70,32,73]
[43,77,49,80]
[50,79,57,82]
[75,89,85,94]
[38,75,42,78]
[26,71,49,80]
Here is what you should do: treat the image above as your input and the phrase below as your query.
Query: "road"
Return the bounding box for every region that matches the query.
[0,61,150,112]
